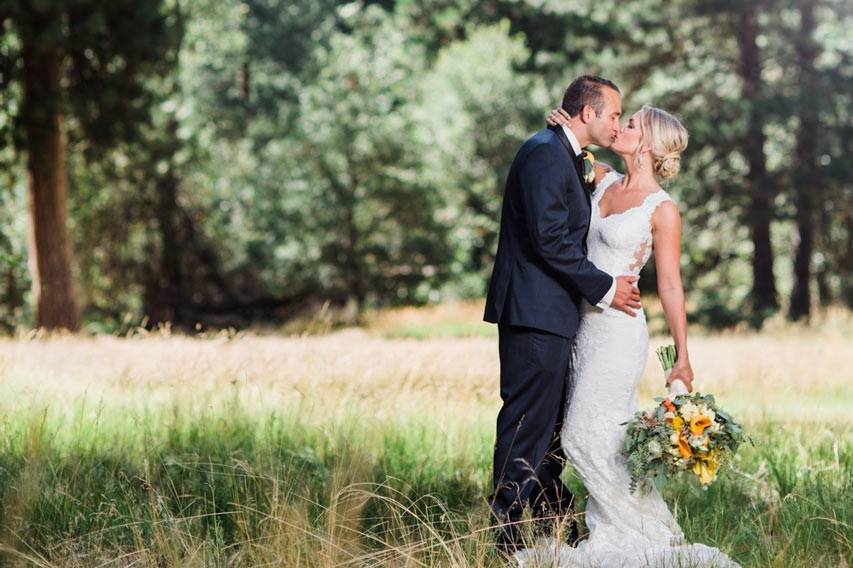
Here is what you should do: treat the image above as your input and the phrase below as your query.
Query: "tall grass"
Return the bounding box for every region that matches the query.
[0,321,850,566]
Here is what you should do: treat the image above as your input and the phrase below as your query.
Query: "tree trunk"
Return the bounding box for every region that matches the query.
[789,0,819,321]
[148,118,185,325]
[323,155,365,312]
[844,209,853,309]
[736,4,778,317]
[815,200,832,306]
[154,168,184,325]
[21,18,81,331]
[343,181,365,311]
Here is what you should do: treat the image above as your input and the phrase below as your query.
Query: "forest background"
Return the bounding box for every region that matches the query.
[1,0,850,334]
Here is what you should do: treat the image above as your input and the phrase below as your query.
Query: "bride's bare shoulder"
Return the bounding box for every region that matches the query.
[652,198,681,232]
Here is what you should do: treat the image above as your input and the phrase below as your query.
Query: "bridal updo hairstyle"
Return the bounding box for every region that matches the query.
[637,105,688,180]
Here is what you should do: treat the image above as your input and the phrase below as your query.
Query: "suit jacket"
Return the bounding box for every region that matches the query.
[483,125,612,338]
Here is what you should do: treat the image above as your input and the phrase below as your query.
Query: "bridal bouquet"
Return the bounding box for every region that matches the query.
[621,345,748,494]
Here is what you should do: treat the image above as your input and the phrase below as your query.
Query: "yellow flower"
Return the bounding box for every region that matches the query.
[706,448,721,466]
[692,457,719,485]
[678,434,693,458]
[581,151,596,183]
[671,416,684,430]
[689,415,713,436]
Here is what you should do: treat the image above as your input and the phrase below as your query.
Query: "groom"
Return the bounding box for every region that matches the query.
[484,75,641,553]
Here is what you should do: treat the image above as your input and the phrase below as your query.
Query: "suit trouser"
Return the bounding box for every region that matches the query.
[489,323,577,549]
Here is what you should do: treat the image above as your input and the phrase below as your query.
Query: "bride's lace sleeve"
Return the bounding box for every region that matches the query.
[593,170,620,196]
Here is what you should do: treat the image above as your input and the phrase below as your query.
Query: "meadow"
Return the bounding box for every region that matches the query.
[0,303,850,566]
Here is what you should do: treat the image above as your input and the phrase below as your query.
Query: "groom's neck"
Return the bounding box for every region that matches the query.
[568,122,591,148]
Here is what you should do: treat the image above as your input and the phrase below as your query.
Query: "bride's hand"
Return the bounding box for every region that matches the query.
[546,107,571,127]
[668,361,694,393]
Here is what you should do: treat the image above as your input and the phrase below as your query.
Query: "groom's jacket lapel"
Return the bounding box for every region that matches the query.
[549,124,574,156]
[482,126,615,338]
[548,125,591,208]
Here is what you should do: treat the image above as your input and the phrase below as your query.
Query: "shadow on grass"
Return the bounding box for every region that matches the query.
[0,406,848,566]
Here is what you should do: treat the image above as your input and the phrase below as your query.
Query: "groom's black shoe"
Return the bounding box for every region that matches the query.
[531,486,579,545]
[532,508,580,547]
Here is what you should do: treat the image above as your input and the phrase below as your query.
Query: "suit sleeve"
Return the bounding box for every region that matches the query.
[518,143,614,305]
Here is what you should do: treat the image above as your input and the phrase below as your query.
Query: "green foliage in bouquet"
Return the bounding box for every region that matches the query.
[621,346,751,494]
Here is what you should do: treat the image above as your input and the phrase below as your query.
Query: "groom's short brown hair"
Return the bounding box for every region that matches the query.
[561,75,621,117]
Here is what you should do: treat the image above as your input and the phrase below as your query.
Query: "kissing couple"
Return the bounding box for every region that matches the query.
[484,75,740,567]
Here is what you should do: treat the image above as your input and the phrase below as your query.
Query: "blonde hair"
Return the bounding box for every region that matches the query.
[637,105,688,180]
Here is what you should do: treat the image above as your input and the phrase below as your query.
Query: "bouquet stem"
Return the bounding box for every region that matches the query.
[656,344,677,371]
[657,344,687,395]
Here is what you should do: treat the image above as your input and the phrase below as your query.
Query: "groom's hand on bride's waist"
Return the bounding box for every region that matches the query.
[610,275,641,317]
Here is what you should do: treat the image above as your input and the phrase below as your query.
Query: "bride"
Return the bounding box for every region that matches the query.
[517,105,741,567]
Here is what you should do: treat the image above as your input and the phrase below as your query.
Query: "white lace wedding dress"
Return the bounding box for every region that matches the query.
[515,172,740,568]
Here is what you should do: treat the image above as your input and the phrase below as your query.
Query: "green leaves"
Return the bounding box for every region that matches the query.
[622,391,748,494]
[2,0,851,330]
[416,21,546,285]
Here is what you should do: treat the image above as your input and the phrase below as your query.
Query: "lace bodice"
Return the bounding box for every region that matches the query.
[588,171,673,279]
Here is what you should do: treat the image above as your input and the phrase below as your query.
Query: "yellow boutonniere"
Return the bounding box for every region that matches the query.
[581,150,595,184]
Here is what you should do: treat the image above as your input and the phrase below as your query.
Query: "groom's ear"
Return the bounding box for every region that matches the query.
[579,104,597,123]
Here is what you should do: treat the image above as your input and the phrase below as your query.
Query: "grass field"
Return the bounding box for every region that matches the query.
[0,303,850,566]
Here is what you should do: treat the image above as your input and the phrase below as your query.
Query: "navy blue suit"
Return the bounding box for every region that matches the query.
[484,125,612,550]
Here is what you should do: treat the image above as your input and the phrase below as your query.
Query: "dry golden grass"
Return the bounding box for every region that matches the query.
[1,304,850,423]
[0,305,849,566]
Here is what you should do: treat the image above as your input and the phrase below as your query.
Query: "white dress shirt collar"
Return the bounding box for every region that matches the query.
[560,125,615,308]
[560,124,583,157]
